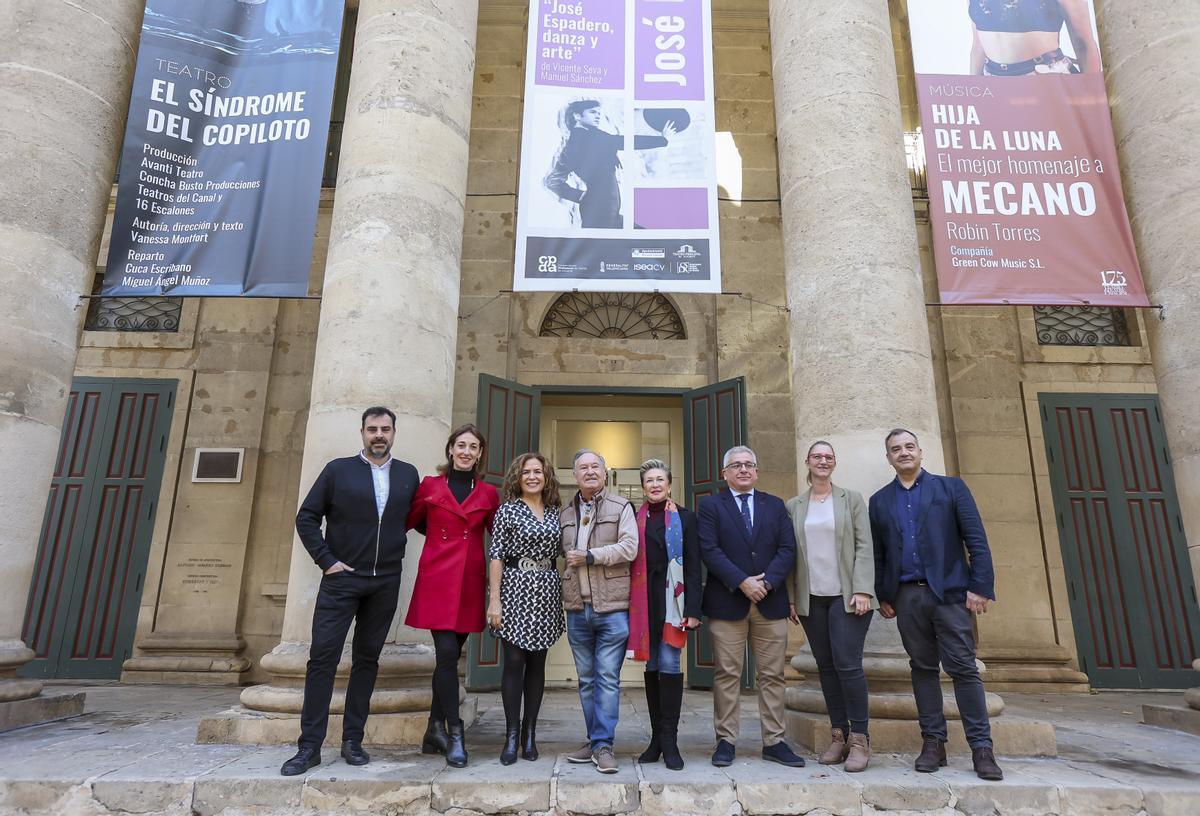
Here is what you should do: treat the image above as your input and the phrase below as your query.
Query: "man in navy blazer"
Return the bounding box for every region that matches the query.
[869,429,1003,781]
[699,445,804,768]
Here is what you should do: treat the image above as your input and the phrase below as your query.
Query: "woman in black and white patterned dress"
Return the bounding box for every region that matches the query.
[487,452,564,765]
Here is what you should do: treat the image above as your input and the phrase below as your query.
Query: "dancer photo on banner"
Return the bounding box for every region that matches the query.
[514,0,722,294]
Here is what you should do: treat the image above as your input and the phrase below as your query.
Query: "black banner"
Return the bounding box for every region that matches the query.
[102,0,343,297]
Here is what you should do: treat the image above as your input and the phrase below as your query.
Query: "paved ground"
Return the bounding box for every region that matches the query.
[1,683,1199,814]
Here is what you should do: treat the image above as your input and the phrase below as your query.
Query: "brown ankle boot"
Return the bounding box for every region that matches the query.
[844,733,870,773]
[818,728,849,765]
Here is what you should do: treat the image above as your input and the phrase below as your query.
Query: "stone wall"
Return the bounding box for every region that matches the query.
[55,0,1191,691]
[454,1,796,500]
[73,196,328,683]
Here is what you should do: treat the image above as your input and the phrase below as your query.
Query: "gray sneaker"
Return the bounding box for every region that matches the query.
[566,744,594,764]
[593,746,619,774]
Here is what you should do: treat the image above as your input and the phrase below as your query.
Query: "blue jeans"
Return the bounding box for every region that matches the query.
[566,603,629,748]
[646,639,682,674]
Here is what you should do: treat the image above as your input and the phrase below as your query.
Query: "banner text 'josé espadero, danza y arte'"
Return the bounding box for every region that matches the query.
[909,0,1147,306]
[514,0,722,293]
[103,0,343,297]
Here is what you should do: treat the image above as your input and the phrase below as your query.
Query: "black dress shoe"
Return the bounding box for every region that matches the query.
[340,740,370,766]
[762,740,806,767]
[972,746,1004,780]
[711,739,736,767]
[421,717,449,755]
[280,746,321,776]
[915,736,947,773]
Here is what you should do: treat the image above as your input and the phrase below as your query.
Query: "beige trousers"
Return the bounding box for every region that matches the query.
[708,604,788,745]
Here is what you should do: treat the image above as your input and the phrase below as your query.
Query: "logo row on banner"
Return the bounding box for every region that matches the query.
[100,0,1147,306]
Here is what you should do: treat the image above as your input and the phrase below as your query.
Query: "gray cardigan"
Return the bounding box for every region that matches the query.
[785,484,877,616]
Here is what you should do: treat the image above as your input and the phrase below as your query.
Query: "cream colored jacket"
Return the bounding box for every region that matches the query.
[785,484,877,616]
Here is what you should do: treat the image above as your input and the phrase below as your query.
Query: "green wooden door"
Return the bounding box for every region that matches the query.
[1040,393,1200,688]
[682,377,754,689]
[21,378,175,679]
[467,374,541,690]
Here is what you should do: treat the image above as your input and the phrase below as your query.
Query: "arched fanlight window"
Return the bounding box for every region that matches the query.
[539,292,686,340]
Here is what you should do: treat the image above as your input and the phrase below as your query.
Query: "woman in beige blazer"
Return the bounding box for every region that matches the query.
[786,440,877,772]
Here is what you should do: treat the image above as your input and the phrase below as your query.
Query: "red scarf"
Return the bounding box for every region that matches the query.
[627,499,686,660]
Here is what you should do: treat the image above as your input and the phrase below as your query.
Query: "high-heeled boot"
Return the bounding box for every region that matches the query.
[659,672,685,771]
[520,717,539,761]
[446,721,468,768]
[499,721,520,765]
[421,716,449,756]
[637,671,662,763]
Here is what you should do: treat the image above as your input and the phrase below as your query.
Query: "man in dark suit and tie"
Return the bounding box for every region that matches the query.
[279,406,419,776]
[869,428,1003,781]
[699,445,804,767]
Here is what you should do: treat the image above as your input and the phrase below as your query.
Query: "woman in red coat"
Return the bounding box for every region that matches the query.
[406,423,500,768]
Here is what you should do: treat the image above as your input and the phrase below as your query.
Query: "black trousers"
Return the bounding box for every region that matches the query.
[800,595,873,736]
[299,571,402,748]
[895,582,992,748]
[430,630,468,725]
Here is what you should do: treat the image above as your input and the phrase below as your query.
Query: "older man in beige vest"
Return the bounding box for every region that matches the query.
[560,449,638,773]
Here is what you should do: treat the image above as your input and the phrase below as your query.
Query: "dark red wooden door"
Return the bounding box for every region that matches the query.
[1041,393,1200,688]
[21,378,175,679]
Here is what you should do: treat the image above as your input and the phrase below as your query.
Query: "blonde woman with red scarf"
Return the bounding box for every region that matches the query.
[628,459,702,770]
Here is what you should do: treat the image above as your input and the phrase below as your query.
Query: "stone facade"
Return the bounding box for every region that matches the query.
[3,0,1199,739]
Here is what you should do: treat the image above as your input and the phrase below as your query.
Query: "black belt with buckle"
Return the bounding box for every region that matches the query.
[902,579,928,587]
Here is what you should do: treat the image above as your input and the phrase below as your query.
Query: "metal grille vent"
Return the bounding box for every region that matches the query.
[1034,306,1132,347]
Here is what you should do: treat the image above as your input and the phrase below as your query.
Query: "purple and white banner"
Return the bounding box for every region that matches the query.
[513,0,721,293]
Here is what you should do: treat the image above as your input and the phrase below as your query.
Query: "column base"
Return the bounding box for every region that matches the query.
[121,634,251,685]
[784,686,1057,756]
[0,692,86,734]
[785,709,1057,756]
[976,644,1091,693]
[197,696,478,747]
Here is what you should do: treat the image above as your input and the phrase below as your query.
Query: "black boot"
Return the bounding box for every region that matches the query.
[520,717,539,761]
[659,672,685,771]
[500,721,520,765]
[446,721,468,768]
[637,671,662,763]
[421,716,449,756]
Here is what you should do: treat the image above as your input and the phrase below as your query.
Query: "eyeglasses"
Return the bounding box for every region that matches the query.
[725,461,757,471]
[808,454,835,462]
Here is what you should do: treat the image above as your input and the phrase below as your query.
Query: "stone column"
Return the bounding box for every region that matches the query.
[770,0,1053,755]
[1096,2,1200,585]
[0,0,143,731]
[198,0,480,747]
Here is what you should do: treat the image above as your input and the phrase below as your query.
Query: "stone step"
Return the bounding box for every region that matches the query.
[3,749,1197,816]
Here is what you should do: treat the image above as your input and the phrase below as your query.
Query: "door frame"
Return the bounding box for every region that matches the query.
[468,378,753,690]
[1037,390,1199,688]
[21,376,179,679]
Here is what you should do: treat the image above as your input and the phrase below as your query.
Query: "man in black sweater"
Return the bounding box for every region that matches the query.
[280,407,419,776]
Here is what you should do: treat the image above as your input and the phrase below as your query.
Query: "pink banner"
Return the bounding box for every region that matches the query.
[910,0,1147,306]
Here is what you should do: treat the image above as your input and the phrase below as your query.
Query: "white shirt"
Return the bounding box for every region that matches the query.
[804,497,841,596]
[360,451,391,518]
[731,488,755,528]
